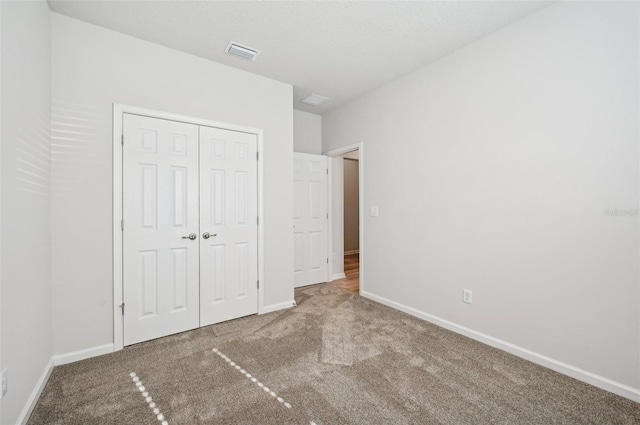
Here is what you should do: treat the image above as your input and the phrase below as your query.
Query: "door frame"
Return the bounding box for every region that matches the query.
[324,142,364,295]
[112,103,265,351]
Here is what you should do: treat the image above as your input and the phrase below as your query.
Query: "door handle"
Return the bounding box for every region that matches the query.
[182,233,197,240]
[202,232,217,239]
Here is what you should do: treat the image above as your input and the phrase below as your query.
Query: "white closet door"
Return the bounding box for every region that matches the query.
[123,114,200,346]
[199,126,258,326]
[293,153,329,287]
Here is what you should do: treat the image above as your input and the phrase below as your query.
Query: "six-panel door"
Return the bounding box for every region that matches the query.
[122,114,201,346]
[293,153,328,287]
[122,114,258,346]
[199,126,258,326]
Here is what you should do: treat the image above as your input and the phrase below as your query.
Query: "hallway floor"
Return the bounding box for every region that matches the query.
[331,253,359,294]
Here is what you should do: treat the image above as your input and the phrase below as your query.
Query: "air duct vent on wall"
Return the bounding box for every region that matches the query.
[225,41,260,61]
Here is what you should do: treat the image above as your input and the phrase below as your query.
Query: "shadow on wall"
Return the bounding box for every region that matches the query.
[50,100,102,197]
[15,105,51,196]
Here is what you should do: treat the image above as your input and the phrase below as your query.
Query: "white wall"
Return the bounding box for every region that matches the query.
[323,1,640,394]
[1,2,52,423]
[331,156,344,278]
[293,109,322,154]
[0,4,3,422]
[0,3,4,420]
[51,13,294,355]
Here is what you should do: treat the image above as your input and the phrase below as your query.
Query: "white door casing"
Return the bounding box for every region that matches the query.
[122,114,200,346]
[199,126,258,326]
[293,153,329,287]
[324,143,364,296]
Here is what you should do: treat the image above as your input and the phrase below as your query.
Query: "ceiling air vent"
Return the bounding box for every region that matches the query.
[225,41,260,61]
[300,94,329,106]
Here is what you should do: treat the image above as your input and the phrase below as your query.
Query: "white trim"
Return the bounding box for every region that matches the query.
[52,344,114,366]
[344,250,359,255]
[361,290,640,403]
[19,344,116,423]
[113,104,123,351]
[326,157,333,284]
[324,142,364,296]
[16,358,54,425]
[262,300,297,314]
[0,5,3,420]
[113,103,265,349]
[256,134,265,314]
[332,273,346,281]
[357,145,364,296]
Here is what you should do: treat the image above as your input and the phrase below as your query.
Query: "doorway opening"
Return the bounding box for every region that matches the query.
[325,143,363,295]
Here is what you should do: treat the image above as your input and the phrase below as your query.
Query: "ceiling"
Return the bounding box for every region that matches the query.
[47,1,551,115]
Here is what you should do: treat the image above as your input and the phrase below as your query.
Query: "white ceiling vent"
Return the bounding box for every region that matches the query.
[225,41,260,61]
[300,94,329,106]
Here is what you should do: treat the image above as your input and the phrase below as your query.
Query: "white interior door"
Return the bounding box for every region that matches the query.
[199,126,258,326]
[122,114,200,346]
[293,153,329,287]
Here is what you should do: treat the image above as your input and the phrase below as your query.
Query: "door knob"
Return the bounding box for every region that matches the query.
[202,232,217,239]
[182,233,197,240]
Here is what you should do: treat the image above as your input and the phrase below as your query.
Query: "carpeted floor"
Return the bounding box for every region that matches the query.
[28,284,639,424]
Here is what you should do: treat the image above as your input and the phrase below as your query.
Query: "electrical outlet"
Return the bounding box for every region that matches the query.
[463,289,472,304]
[1,369,7,399]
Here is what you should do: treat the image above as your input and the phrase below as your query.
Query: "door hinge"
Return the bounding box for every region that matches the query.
[327,213,329,219]
[121,134,124,146]
[256,152,259,160]
[257,280,260,289]
[326,169,329,175]
[121,219,124,231]
[257,216,259,225]
[120,303,125,315]
[326,258,329,264]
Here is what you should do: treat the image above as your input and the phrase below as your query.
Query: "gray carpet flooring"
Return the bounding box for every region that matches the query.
[28,284,640,424]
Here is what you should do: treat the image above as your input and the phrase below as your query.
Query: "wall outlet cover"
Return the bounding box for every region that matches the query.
[463,289,472,304]
[1,368,7,399]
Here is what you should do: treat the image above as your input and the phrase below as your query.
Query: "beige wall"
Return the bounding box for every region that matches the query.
[51,13,294,355]
[343,159,359,253]
[1,2,52,423]
[323,1,640,394]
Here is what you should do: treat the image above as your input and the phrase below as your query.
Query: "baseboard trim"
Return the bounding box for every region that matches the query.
[52,343,115,366]
[17,358,54,425]
[18,343,124,423]
[261,300,297,314]
[332,273,346,281]
[361,290,640,403]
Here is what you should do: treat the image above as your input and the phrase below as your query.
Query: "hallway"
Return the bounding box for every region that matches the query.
[331,253,359,294]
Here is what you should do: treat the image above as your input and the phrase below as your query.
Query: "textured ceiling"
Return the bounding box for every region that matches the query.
[47,1,551,115]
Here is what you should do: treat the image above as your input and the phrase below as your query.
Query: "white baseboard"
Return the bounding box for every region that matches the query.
[361,290,640,403]
[261,300,297,314]
[52,343,114,366]
[17,358,54,425]
[332,273,346,281]
[18,343,117,424]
